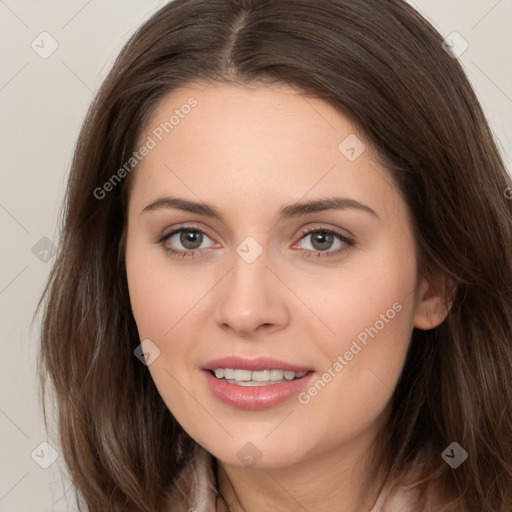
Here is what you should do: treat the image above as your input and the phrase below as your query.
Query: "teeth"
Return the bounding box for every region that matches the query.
[270,369,284,381]
[253,369,271,381]
[234,369,252,381]
[212,368,308,383]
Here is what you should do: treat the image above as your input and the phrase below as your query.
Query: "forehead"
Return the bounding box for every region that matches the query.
[129,83,404,224]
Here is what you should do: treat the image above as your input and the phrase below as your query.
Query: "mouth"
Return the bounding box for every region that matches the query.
[201,356,315,408]
[206,368,312,386]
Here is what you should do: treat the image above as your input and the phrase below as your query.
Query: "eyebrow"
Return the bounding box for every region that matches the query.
[141,196,379,221]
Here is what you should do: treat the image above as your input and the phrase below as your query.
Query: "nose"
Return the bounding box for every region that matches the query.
[213,248,290,337]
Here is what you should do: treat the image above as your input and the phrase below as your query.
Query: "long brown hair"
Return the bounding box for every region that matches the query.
[37,0,512,510]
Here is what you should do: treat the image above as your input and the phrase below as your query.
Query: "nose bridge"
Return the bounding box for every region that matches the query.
[213,237,288,335]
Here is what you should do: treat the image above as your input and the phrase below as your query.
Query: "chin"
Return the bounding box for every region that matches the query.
[199,434,309,470]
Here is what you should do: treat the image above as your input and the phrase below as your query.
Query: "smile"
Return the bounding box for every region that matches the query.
[203,368,315,409]
[211,368,308,386]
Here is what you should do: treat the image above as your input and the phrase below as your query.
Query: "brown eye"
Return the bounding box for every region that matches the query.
[294,227,356,260]
[308,231,336,251]
[157,226,219,259]
[179,229,204,250]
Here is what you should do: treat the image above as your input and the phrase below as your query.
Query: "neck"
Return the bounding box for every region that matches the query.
[214,429,388,512]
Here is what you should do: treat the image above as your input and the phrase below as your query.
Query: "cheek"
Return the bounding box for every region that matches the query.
[126,259,170,340]
[126,237,205,340]
[125,236,213,408]
[306,228,417,351]
[125,240,204,428]
[298,238,417,435]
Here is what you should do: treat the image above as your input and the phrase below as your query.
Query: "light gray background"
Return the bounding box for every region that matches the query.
[1,1,511,510]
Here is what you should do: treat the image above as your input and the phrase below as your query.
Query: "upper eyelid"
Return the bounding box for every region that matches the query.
[161,224,214,241]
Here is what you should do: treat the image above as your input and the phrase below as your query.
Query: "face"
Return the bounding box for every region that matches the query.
[125,82,445,469]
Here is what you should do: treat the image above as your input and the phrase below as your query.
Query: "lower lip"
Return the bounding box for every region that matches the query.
[202,369,316,410]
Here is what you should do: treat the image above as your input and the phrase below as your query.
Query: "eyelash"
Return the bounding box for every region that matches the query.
[156,223,356,260]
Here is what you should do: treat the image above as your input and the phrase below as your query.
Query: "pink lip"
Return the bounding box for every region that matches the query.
[202,356,312,373]
[202,368,316,410]
[201,356,315,410]
[202,369,316,410]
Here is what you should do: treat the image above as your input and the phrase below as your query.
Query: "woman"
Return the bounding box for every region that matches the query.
[37,0,512,510]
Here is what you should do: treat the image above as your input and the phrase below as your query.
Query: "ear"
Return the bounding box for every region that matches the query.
[413,274,457,331]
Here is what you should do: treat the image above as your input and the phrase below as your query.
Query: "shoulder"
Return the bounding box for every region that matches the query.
[370,482,421,512]
[370,450,444,512]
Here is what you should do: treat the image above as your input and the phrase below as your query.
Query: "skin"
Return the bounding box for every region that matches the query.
[125,82,452,512]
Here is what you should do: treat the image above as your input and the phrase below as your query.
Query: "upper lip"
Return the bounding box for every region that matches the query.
[202,356,312,373]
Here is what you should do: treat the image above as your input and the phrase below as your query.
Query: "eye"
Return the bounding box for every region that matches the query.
[294,226,356,259]
[157,225,219,259]
[156,224,356,260]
